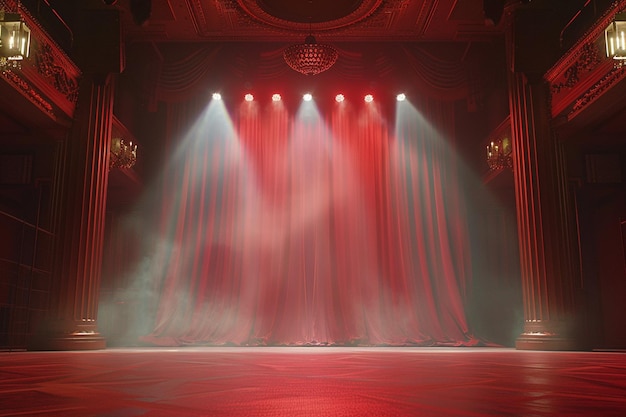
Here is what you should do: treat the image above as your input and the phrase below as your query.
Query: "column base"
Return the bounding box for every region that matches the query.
[28,332,106,351]
[28,318,107,350]
[516,332,585,351]
[516,319,590,351]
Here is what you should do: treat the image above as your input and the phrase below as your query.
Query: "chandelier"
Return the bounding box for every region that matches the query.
[110,137,137,170]
[0,9,31,70]
[283,35,338,75]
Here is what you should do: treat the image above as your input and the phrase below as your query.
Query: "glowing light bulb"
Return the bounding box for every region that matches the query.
[396,93,406,101]
[244,93,254,102]
[364,94,373,103]
[335,94,345,103]
[303,93,313,102]
[212,93,222,100]
[272,94,281,102]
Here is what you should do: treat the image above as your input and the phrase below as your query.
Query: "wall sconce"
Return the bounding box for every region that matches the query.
[605,12,626,61]
[0,10,31,69]
[110,137,137,170]
[486,136,513,171]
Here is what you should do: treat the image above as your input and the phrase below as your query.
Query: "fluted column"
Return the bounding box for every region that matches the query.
[505,5,584,350]
[30,74,113,350]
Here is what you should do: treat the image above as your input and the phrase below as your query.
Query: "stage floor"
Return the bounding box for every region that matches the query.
[1,347,625,416]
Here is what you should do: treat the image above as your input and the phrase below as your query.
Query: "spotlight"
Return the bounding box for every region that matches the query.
[244,93,254,102]
[212,93,222,101]
[364,94,373,103]
[335,94,345,103]
[272,93,282,102]
[303,93,313,102]
[396,93,406,102]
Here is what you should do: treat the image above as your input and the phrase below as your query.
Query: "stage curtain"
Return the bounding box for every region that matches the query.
[140,92,479,347]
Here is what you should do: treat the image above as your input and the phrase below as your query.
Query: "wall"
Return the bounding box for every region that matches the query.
[0,139,57,350]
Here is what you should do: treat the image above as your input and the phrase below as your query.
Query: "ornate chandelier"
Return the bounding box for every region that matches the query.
[283,35,338,76]
[110,137,137,170]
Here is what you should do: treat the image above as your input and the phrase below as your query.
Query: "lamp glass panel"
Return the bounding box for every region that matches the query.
[605,19,626,59]
[0,14,30,60]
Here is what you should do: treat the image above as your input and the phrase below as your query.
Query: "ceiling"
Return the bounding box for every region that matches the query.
[5,0,621,144]
[114,0,502,44]
[3,0,625,196]
[1,0,509,144]
[108,0,626,139]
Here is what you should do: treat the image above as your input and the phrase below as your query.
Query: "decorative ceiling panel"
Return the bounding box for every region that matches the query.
[117,0,500,42]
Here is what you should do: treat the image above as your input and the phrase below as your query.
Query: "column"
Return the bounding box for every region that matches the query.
[29,74,114,350]
[505,4,585,350]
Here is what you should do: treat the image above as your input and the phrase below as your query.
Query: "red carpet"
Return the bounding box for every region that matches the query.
[1,347,625,416]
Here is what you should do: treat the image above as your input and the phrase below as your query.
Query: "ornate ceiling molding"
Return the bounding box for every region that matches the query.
[186,0,212,36]
[190,0,422,38]
[414,0,438,36]
[156,0,495,42]
[236,0,384,32]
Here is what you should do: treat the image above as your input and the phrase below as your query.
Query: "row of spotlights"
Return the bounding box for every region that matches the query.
[212,93,408,102]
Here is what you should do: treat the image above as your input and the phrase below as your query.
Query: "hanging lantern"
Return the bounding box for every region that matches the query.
[605,12,626,60]
[0,10,31,69]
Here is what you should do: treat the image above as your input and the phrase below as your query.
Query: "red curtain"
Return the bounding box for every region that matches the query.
[141,93,479,346]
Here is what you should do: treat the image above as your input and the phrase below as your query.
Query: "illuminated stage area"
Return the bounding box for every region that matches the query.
[1,347,625,416]
[101,87,495,350]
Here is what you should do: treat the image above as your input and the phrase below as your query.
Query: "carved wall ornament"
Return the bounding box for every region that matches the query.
[34,40,80,103]
[551,41,602,94]
[1,69,54,115]
[2,0,82,119]
[571,64,626,115]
